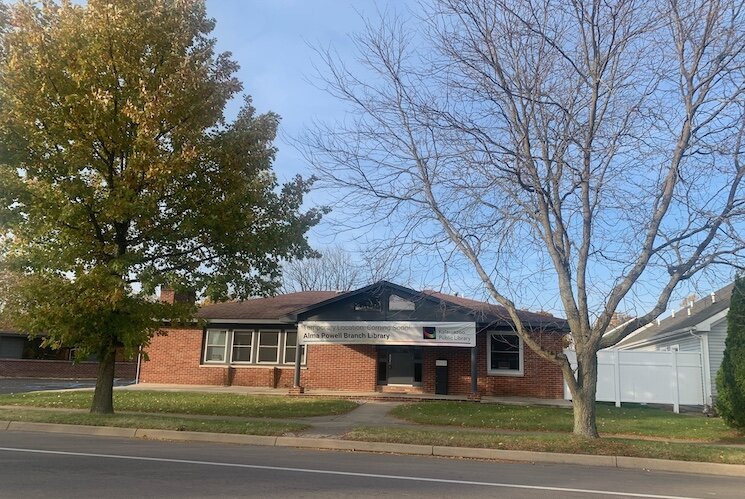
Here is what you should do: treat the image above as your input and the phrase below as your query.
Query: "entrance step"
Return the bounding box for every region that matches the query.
[376,385,425,394]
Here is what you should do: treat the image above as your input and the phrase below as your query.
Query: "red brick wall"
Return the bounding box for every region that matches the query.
[421,332,564,398]
[140,327,306,387]
[140,328,563,398]
[140,328,301,387]
[229,366,299,389]
[302,344,377,392]
[0,359,136,379]
[141,329,378,391]
[139,328,228,385]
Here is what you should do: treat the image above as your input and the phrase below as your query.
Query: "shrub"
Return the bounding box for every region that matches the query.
[716,275,745,429]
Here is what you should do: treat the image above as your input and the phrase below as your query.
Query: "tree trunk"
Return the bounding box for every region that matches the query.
[90,345,116,414]
[572,385,599,437]
[572,350,600,438]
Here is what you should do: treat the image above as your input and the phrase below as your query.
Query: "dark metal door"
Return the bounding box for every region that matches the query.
[387,349,415,384]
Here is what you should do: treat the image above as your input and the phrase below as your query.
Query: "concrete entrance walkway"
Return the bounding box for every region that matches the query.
[301,401,404,438]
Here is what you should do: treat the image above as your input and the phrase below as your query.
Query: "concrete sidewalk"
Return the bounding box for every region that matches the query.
[301,401,404,437]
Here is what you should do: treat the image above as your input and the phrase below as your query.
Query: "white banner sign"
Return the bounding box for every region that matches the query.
[298,321,476,347]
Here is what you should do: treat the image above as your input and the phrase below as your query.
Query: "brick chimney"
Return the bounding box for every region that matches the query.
[159,287,196,305]
[608,311,634,328]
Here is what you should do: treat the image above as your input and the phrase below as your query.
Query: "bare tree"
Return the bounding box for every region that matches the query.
[282,246,361,292]
[282,244,408,292]
[305,0,745,437]
[357,242,409,284]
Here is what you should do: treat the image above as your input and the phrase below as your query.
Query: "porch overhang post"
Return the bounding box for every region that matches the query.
[469,345,480,401]
[289,338,304,395]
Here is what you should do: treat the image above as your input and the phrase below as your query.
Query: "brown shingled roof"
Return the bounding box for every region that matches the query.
[196,282,567,330]
[197,291,340,321]
[422,290,566,328]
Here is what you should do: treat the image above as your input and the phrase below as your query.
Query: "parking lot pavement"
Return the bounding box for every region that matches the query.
[0,378,134,394]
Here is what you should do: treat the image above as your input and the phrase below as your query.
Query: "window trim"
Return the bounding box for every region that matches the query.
[256,329,282,364]
[487,331,524,376]
[230,330,255,364]
[282,330,306,365]
[201,329,308,366]
[203,329,229,364]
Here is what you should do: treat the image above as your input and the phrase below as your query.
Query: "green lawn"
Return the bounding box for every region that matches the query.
[0,408,307,436]
[0,390,358,418]
[390,402,743,442]
[345,426,745,465]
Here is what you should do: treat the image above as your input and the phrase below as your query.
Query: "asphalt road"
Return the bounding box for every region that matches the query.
[0,431,741,498]
[0,378,133,394]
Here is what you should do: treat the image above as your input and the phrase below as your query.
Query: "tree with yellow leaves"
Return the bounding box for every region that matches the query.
[0,0,323,413]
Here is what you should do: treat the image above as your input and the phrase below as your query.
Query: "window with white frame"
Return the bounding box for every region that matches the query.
[257,331,280,363]
[204,330,228,363]
[488,332,523,375]
[203,329,306,365]
[283,331,306,364]
[231,331,254,363]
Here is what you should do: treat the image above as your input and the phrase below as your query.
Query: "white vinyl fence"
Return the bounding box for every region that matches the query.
[563,350,705,413]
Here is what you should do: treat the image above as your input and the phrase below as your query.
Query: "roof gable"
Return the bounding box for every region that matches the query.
[284,281,437,320]
[286,281,475,323]
[616,282,734,348]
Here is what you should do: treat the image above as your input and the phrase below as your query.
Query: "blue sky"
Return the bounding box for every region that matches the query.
[203,1,578,310]
[206,0,390,181]
[202,0,735,314]
[204,0,462,292]
[206,0,412,256]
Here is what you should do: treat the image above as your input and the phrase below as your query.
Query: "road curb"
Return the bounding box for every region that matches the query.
[276,436,358,450]
[134,428,278,447]
[350,440,433,455]
[616,456,745,476]
[7,421,136,438]
[432,445,617,467]
[3,421,745,477]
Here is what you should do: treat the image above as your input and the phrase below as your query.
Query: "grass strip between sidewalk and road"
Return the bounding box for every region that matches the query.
[0,408,308,436]
[0,390,358,418]
[391,401,744,442]
[345,426,745,465]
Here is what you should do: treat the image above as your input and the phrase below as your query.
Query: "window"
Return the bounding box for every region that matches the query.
[488,332,523,375]
[204,330,228,363]
[389,294,415,311]
[0,336,25,359]
[257,331,280,363]
[231,331,254,363]
[353,296,381,311]
[203,329,301,366]
[283,331,306,364]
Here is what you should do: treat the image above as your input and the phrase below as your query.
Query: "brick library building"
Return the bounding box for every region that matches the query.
[140,281,568,399]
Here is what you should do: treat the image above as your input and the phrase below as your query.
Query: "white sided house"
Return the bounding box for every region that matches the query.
[614,283,734,407]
